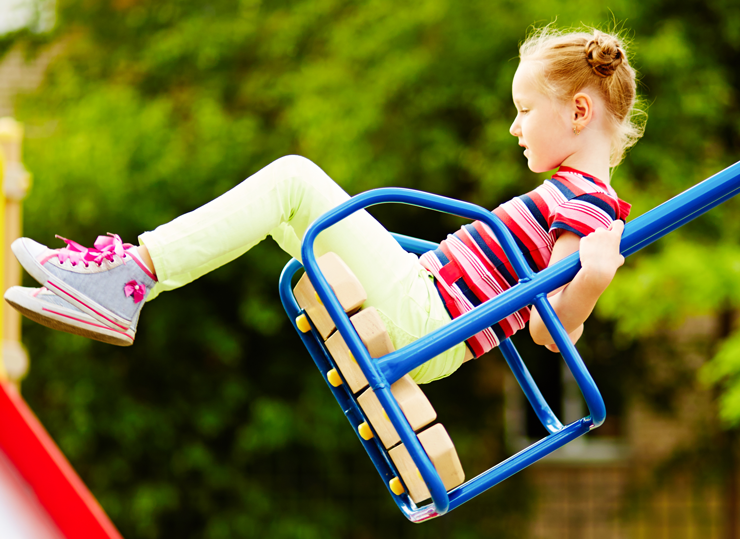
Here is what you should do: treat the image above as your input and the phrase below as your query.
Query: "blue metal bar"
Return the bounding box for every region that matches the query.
[280,257,592,521]
[298,188,544,515]
[401,420,593,522]
[620,160,740,258]
[373,160,740,384]
[388,235,568,435]
[498,339,564,434]
[440,417,592,516]
[301,159,740,387]
[286,159,740,519]
[532,295,605,427]
[374,385,450,514]
[299,189,531,393]
[300,188,535,289]
[279,260,430,518]
[375,260,579,385]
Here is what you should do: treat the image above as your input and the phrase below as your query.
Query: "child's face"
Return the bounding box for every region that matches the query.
[510,61,575,173]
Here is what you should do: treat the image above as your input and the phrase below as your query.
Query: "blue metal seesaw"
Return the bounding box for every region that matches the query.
[278,160,740,522]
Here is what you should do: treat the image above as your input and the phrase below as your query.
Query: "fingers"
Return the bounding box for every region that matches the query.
[584,220,625,243]
[579,220,626,270]
[608,219,625,234]
[584,220,625,239]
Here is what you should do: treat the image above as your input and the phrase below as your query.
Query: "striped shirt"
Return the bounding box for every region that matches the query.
[419,167,631,358]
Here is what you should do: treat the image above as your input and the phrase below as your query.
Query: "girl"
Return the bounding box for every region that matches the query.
[5,27,640,384]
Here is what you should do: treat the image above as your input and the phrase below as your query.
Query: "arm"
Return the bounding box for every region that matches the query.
[529,220,625,350]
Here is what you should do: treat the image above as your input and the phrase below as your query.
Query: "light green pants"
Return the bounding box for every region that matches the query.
[139,155,466,383]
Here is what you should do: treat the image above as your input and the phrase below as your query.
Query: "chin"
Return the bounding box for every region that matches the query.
[527,162,546,174]
[528,160,559,174]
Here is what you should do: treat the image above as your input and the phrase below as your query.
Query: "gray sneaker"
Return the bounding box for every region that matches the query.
[11,234,156,331]
[5,286,137,346]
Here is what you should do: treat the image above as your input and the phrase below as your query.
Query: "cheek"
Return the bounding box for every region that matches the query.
[519,116,534,138]
[523,116,544,142]
[552,108,572,134]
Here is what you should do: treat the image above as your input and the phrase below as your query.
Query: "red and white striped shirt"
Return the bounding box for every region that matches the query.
[419,167,631,358]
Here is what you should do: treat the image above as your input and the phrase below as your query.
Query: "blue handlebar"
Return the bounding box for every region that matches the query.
[285,159,740,519]
[299,188,606,429]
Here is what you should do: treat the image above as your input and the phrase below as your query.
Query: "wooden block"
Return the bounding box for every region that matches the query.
[388,424,465,504]
[293,252,367,340]
[325,307,394,393]
[357,374,437,449]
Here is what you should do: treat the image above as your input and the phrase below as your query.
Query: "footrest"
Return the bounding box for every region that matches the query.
[357,375,437,449]
[284,253,467,518]
[388,424,465,504]
[293,252,367,339]
[325,307,394,393]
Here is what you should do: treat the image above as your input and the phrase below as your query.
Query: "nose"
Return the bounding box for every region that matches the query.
[509,115,520,137]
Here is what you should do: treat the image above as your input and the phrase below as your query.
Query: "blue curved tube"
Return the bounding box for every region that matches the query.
[286,159,740,519]
[299,187,606,427]
[498,339,564,434]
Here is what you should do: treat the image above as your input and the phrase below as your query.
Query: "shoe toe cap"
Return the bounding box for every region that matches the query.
[4,285,25,302]
[12,237,50,261]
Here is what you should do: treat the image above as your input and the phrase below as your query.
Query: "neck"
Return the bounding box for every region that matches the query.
[560,134,612,184]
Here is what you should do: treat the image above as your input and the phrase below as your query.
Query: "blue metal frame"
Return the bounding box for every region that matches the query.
[279,160,740,522]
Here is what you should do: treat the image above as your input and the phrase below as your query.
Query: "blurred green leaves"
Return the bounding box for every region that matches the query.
[8,0,740,536]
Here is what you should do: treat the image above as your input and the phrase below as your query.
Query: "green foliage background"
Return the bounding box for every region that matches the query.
[7,0,740,537]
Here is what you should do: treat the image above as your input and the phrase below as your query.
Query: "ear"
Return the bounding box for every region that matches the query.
[571,92,594,132]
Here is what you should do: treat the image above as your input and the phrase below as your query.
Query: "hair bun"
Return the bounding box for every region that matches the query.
[585,30,624,77]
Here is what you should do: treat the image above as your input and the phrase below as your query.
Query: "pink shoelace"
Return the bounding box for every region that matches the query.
[53,233,134,267]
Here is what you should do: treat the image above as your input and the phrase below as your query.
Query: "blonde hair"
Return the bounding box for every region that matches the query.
[519,26,646,167]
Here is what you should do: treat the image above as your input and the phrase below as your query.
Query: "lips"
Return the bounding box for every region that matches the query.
[517,140,529,157]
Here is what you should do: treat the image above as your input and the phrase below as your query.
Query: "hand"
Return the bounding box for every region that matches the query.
[579,220,625,286]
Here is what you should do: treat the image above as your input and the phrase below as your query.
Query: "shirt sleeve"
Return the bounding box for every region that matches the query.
[549,193,619,238]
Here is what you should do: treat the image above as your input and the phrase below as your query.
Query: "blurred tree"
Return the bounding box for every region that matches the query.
[6,0,740,537]
[596,3,740,536]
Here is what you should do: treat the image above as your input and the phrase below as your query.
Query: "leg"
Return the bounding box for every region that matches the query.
[140,155,466,382]
[139,155,416,309]
[9,156,466,381]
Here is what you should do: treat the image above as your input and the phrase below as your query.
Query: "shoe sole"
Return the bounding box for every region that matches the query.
[5,289,134,346]
[12,238,133,331]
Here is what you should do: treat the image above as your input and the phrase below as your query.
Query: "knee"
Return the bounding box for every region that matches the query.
[271,154,321,175]
[267,155,339,195]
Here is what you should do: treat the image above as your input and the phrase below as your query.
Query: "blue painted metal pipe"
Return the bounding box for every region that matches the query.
[533,294,605,427]
[391,237,565,438]
[441,417,592,516]
[498,339,564,434]
[286,159,740,519]
[319,160,740,390]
